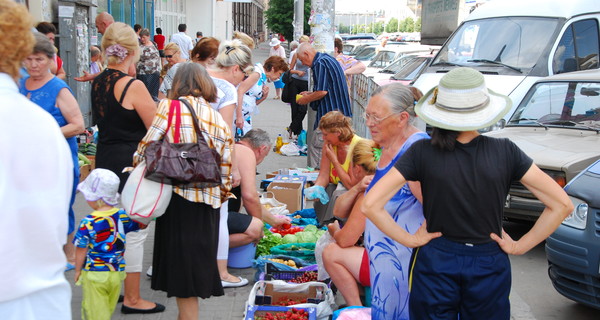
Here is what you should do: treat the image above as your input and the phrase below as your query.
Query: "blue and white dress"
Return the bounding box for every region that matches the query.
[364,132,428,320]
[240,63,267,135]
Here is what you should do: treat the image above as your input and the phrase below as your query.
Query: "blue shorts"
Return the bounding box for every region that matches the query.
[409,237,511,320]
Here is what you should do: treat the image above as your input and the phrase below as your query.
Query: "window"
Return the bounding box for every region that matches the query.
[553,19,599,74]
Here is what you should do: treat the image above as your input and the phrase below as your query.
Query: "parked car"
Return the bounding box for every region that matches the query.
[485,69,600,221]
[374,55,434,85]
[340,33,377,41]
[413,0,600,132]
[343,41,378,55]
[364,46,434,77]
[546,159,600,309]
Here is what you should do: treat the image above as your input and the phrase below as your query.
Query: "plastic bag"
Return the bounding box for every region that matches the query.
[270,243,316,263]
[260,192,289,216]
[280,142,300,156]
[305,185,330,204]
[333,306,372,320]
[246,280,336,320]
[253,254,309,274]
[315,231,336,281]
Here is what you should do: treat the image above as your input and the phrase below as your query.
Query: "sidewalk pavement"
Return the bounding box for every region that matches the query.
[68,41,312,320]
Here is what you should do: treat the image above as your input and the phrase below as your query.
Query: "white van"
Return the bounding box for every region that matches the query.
[413,0,600,131]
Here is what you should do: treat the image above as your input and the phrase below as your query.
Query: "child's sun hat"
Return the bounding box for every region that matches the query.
[77,168,120,206]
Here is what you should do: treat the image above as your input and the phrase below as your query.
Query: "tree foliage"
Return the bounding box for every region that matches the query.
[386,18,399,33]
[265,0,311,42]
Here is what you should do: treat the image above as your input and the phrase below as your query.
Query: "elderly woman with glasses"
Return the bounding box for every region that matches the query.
[359,83,428,319]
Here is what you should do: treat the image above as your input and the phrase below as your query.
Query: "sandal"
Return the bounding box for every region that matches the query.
[222,276,249,288]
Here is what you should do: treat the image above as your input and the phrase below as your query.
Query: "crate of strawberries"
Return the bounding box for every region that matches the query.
[265,263,319,283]
[245,305,316,320]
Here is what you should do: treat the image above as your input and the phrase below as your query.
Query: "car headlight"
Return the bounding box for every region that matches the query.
[542,170,567,187]
[562,196,588,229]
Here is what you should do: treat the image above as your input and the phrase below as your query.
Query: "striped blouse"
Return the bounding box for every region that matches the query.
[134,96,234,208]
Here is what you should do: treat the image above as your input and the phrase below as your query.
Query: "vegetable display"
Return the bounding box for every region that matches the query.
[257,231,284,257]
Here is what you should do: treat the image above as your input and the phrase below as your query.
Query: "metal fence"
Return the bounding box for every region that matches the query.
[350,73,379,139]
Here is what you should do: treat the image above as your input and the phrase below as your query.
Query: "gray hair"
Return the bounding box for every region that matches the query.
[139,28,150,37]
[241,128,272,149]
[90,46,101,57]
[215,39,253,72]
[32,32,55,59]
[371,83,417,124]
[290,40,299,51]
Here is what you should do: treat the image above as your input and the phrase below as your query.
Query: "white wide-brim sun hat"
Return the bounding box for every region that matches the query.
[77,168,121,206]
[269,38,281,47]
[415,67,512,131]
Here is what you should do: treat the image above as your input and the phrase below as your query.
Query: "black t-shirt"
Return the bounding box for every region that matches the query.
[394,135,532,244]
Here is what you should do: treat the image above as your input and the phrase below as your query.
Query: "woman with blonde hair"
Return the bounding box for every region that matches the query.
[322,139,379,307]
[159,42,187,98]
[308,110,362,222]
[91,22,161,314]
[233,31,255,49]
[134,62,233,320]
[205,39,254,287]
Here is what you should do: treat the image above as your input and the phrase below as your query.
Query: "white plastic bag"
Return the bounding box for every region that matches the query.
[315,231,336,280]
[245,280,336,320]
[121,161,172,225]
[280,143,300,156]
[260,192,289,216]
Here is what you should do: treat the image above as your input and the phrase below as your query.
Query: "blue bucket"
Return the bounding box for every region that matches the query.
[228,243,257,268]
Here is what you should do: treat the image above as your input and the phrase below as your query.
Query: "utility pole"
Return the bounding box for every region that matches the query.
[293,0,304,41]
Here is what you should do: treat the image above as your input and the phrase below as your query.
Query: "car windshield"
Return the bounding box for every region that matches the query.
[354,47,377,61]
[368,51,398,68]
[380,55,419,73]
[433,17,560,71]
[392,57,430,81]
[508,81,600,130]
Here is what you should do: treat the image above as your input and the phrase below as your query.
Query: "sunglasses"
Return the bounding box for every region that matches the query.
[165,55,174,58]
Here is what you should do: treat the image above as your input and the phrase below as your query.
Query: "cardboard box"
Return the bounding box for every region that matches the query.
[79,164,92,181]
[267,175,306,213]
[266,168,319,181]
[245,305,317,320]
[252,282,325,306]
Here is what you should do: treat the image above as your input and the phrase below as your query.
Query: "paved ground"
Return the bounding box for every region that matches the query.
[67,41,313,320]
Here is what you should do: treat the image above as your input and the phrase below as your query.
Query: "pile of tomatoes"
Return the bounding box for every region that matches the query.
[270,225,303,236]
[254,307,310,320]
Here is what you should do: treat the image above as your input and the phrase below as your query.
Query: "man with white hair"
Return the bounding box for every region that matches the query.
[296,42,352,168]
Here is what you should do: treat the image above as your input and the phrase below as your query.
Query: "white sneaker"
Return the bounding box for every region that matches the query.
[146,266,152,277]
[221,276,249,288]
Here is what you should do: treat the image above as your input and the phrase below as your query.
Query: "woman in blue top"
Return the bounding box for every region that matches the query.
[20,33,84,269]
[362,83,428,319]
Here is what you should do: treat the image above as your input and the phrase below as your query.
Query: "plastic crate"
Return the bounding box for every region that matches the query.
[245,305,317,320]
[265,263,318,283]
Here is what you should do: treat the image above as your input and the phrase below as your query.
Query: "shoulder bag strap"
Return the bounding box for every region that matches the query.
[178,98,208,145]
[164,99,176,140]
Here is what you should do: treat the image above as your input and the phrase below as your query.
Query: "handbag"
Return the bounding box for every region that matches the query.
[121,160,172,225]
[144,98,222,188]
[280,70,294,103]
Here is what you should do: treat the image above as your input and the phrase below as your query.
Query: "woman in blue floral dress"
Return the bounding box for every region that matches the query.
[363,84,427,319]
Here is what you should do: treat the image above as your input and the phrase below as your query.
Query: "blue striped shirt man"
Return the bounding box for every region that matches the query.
[311,52,352,129]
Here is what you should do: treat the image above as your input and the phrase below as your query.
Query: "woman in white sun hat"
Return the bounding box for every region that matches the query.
[362,67,573,320]
[268,37,286,99]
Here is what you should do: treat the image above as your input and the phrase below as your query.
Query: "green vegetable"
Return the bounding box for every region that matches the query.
[78,153,91,165]
[283,234,298,244]
[303,225,318,233]
[256,231,284,257]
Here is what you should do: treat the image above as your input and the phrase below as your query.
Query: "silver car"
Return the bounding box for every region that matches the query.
[485,69,600,221]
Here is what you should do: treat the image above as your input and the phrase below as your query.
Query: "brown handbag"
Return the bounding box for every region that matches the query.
[144,98,222,188]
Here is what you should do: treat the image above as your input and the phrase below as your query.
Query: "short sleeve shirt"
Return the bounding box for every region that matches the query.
[73,208,141,271]
[210,76,238,127]
[335,54,360,89]
[311,52,352,129]
[394,135,533,243]
[170,32,194,60]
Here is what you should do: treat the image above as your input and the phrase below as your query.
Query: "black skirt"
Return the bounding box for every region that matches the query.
[151,193,224,298]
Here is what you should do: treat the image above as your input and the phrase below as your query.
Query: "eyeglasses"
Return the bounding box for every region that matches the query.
[362,112,398,124]
[165,55,174,58]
